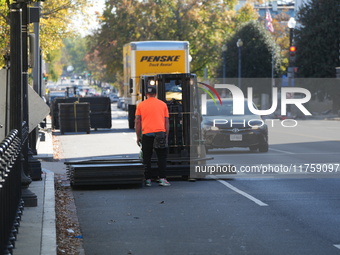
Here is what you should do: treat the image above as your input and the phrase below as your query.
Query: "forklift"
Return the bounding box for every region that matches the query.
[139,73,208,179]
[65,73,209,186]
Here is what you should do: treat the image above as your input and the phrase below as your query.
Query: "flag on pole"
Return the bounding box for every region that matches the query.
[266,9,274,33]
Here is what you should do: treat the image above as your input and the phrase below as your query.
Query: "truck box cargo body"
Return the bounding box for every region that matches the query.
[123,41,190,129]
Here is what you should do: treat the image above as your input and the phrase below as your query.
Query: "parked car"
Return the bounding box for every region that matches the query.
[117,97,125,109]
[201,98,268,152]
[47,91,66,106]
[109,94,119,103]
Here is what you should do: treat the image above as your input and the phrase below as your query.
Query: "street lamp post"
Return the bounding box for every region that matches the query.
[222,44,227,84]
[287,17,296,117]
[287,17,296,48]
[287,17,296,82]
[237,39,243,89]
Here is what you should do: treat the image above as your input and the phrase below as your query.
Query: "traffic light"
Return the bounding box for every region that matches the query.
[289,46,296,65]
[289,46,296,57]
[42,73,48,85]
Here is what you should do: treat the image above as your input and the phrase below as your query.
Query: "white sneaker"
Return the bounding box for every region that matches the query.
[145,179,152,187]
[158,178,171,186]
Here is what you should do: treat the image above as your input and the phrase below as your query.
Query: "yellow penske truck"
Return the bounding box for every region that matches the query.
[123,41,190,129]
[65,41,219,186]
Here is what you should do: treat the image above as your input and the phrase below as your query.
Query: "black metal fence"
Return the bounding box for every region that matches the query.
[0,130,23,255]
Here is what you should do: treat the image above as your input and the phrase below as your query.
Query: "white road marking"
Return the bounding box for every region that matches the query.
[269,148,294,154]
[333,244,340,250]
[210,175,268,207]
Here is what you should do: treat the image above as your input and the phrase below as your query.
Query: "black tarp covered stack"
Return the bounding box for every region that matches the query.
[59,102,91,135]
[51,97,112,132]
[81,97,112,130]
[51,98,77,130]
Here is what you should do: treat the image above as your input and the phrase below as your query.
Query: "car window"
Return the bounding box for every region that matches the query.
[206,100,254,116]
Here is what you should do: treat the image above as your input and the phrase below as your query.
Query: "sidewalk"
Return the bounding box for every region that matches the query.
[14,127,57,255]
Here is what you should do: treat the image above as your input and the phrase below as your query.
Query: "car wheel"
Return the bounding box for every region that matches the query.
[249,145,258,152]
[258,143,269,153]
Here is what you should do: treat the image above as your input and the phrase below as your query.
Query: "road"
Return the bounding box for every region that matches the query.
[57,104,340,255]
[211,119,340,178]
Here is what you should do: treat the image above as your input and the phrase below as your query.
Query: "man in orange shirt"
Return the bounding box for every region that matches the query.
[135,86,170,187]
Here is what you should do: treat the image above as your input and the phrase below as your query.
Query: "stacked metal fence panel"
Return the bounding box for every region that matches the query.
[0,130,24,255]
[51,97,112,131]
[59,102,91,135]
[65,159,144,186]
[50,98,78,130]
[80,97,112,129]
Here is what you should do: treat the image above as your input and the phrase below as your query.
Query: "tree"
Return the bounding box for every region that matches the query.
[218,20,282,96]
[0,0,10,67]
[0,0,89,69]
[39,0,90,78]
[46,48,63,81]
[84,46,109,83]
[295,0,340,78]
[86,0,141,84]
[295,0,340,113]
[233,1,259,26]
[88,0,240,89]
[62,37,88,75]
[258,10,291,76]
[222,20,281,78]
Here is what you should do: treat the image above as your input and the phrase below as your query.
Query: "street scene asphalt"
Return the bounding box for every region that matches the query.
[13,103,340,255]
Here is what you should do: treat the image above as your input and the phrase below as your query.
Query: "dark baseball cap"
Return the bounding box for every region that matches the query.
[147,86,156,94]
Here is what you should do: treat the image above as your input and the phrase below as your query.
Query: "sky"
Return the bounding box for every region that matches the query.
[73,0,106,37]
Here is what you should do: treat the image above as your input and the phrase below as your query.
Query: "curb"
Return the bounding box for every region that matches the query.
[41,169,57,255]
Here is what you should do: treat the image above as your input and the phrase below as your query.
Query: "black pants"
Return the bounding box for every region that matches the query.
[142,135,167,179]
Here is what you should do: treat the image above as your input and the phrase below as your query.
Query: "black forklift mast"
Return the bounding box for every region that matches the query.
[141,73,203,160]
[159,73,196,158]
